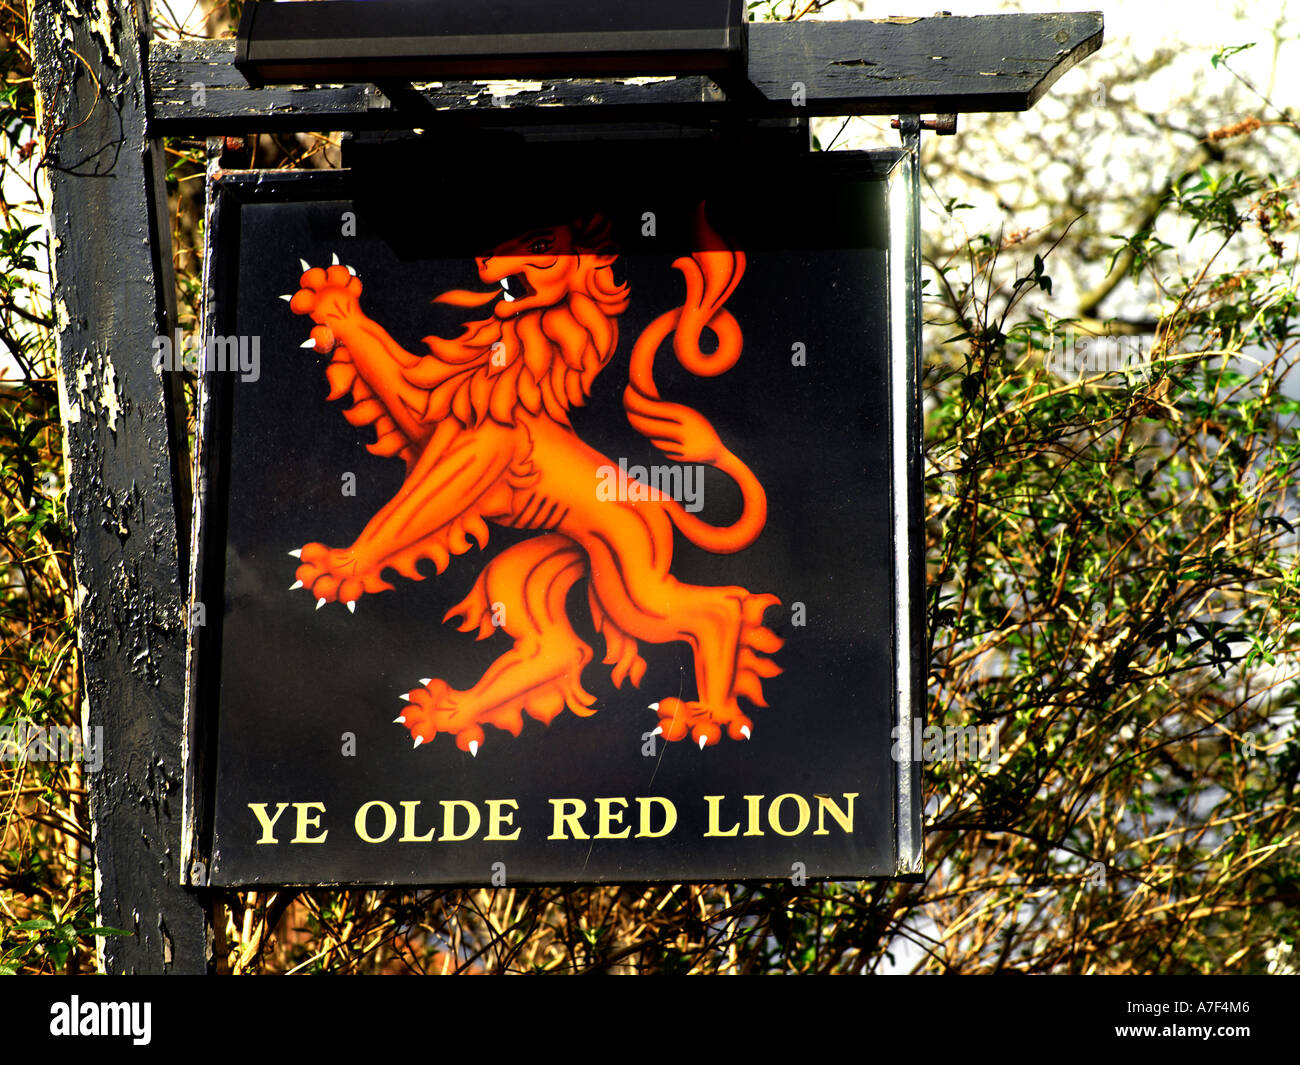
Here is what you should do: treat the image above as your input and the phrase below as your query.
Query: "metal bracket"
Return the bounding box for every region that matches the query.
[891,114,957,136]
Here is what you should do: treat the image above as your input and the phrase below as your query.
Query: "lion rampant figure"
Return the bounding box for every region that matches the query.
[286,204,782,755]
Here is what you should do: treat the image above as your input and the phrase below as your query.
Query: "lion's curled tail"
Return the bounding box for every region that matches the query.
[624,202,767,554]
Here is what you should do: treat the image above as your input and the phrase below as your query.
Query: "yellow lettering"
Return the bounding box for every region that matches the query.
[290,801,329,843]
[703,795,740,837]
[549,798,588,839]
[814,793,858,835]
[439,799,481,842]
[354,800,396,843]
[636,797,676,838]
[399,800,436,842]
[594,797,631,839]
[248,802,289,844]
[484,799,521,841]
[769,794,810,837]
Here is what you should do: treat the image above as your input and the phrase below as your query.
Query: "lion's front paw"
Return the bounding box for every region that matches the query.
[287,259,363,352]
[290,542,392,609]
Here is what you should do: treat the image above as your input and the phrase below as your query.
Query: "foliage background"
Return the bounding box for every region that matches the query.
[3,0,1298,973]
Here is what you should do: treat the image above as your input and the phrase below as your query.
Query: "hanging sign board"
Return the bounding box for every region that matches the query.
[183,140,922,886]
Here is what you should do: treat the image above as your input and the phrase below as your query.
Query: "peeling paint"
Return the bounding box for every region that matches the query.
[88,0,123,69]
[100,358,121,432]
[474,79,545,97]
[74,358,96,426]
[57,359,79,424]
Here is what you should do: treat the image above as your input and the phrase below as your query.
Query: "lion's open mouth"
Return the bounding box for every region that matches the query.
[498,274,531,302]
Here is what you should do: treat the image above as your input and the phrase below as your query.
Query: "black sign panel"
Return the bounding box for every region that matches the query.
[184,141,922,886]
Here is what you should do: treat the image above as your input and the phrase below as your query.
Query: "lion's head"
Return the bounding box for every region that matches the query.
[415,215,630,428]
[474,217,623,318]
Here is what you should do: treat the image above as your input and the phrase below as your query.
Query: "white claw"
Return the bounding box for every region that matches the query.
[648,701,659,711]
[419,678,432,685]
[300,338,317,349]
[413,735,424,749]
[399,693,410,701]
[315,597,326,610]
[346,265,356,276]
[394,715,406,724]
[740,725,752,740]
[469,740,479,758]
[279,294,293,302]
[299,258,310,272]
[290,580,303,590]
[331,252,340,265]
[288,549,301,558]
[698,735,708,750]
[346,601,355,613]
[651,726,662,736]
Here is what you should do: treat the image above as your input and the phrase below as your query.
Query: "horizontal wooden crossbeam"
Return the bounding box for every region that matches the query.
[149,12,1103,135]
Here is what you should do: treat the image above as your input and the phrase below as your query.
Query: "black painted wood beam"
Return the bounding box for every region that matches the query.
[149,12,1103,135]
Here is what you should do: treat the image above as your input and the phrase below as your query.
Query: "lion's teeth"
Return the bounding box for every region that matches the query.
[500,279,515,302]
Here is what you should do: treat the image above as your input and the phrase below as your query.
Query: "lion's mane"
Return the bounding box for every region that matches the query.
[404,216,629,429]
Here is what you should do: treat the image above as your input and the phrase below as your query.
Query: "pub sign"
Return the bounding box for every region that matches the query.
[182,139,923,886]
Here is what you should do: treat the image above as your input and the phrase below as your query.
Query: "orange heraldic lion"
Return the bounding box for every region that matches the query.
[287,204,782,755]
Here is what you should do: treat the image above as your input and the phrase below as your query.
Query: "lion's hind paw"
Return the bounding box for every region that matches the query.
[399,680,490,755]
[651,697,752,749]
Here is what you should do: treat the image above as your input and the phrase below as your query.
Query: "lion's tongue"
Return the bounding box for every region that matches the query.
[434,288,501,307]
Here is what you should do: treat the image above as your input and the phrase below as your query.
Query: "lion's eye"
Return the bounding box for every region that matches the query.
[529,238,552,254]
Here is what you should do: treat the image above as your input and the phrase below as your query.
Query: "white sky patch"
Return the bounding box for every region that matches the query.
[812,0,1299,141]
